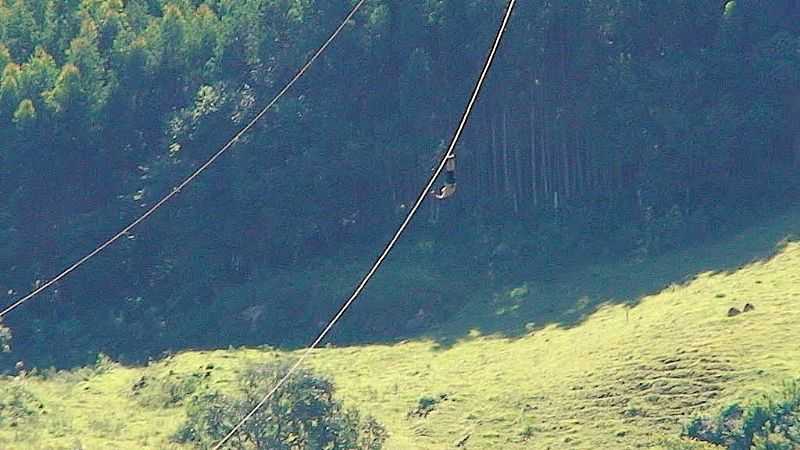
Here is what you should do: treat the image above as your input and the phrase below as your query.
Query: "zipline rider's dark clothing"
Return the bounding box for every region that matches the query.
[432,154,456,200]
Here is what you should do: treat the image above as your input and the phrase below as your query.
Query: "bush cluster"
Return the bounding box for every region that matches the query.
[682,380,800,450]
[174,362,387,450]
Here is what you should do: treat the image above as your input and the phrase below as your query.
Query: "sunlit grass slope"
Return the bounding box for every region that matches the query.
[1,212,799,449]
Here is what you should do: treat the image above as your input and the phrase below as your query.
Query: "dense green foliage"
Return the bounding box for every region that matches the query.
[0,0,798,367]
[680,380,800,450]
[174,362,387,449]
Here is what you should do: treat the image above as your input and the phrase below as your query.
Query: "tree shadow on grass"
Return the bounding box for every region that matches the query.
[421,208,800,350]
[243,206,800,354]
[6,207,797,371]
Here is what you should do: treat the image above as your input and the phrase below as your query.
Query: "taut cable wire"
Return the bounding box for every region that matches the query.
[0,0,368,319]
[211,0,518,447]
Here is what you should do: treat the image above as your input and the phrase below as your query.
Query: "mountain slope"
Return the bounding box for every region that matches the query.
[0,212,798,450]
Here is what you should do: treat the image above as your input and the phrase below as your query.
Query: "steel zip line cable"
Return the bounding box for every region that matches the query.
[210,0,518,447]
[0,0,368,319]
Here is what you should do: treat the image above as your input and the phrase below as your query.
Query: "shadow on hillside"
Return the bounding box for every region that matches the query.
[213,207,800,355]
[5,208,797,371]
[418,208,800,350]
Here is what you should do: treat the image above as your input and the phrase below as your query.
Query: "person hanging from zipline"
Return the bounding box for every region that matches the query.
[431,153,456,199]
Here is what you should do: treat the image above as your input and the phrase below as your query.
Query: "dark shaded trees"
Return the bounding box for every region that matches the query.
[0,0,797,367]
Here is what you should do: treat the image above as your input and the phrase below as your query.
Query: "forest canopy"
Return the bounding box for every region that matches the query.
[0,0,798,368]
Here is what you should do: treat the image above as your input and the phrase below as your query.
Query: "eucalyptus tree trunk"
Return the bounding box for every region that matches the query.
[561,124,569,200]
[385,148,397,204]
[794,131,800,168]
[502,108,511,205]
[575,128,584,196]
[473,126,481,207]
[492,112,499,198]
[530,98,539,206]
[503,106,518,213]
[794,93,800,168]
[514,109,523,211]
[542,102,550,199]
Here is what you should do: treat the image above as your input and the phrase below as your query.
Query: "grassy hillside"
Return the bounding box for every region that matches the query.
[1,210,799,450]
